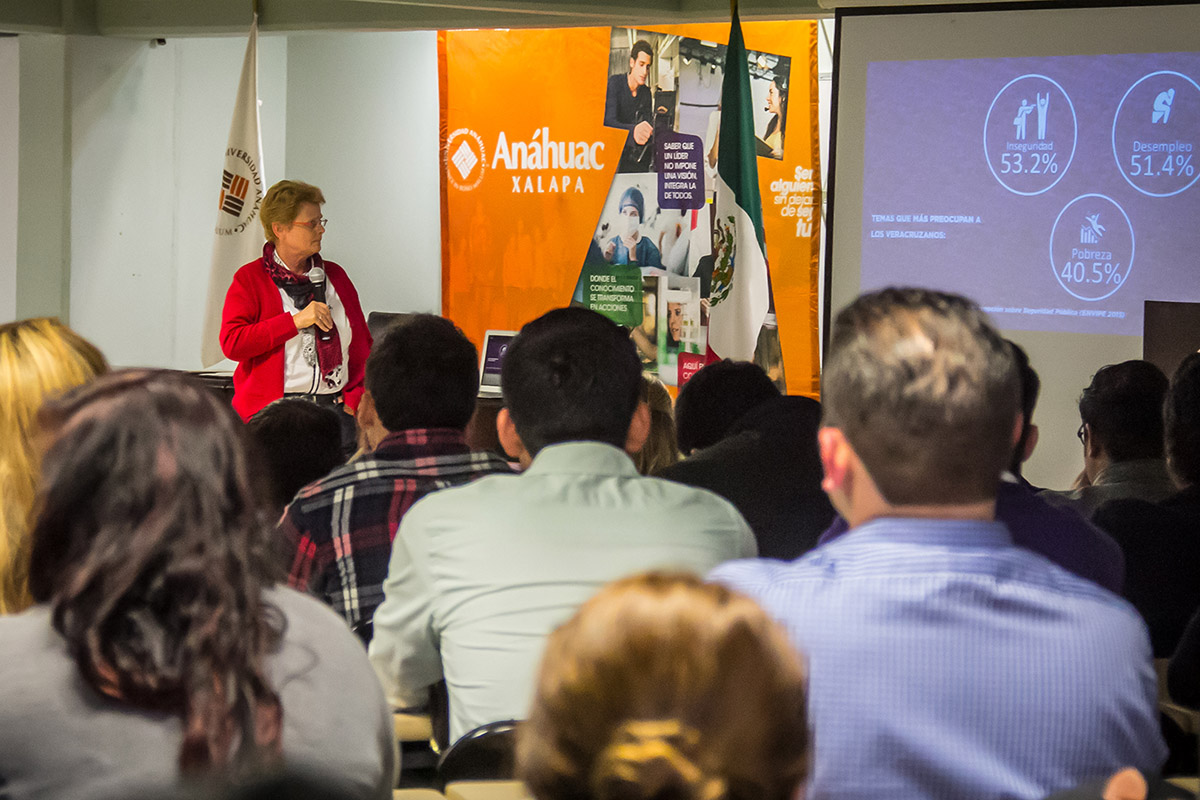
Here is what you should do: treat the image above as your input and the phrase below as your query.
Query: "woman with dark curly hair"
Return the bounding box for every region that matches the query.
[0,370,394,799]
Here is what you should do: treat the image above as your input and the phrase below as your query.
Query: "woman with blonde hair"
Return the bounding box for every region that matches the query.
[0,318,107,614]
[518,572,808,800]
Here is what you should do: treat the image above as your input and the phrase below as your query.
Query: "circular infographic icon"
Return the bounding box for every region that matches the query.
[1049,194,1134,302]
[984,74,1077,196]
[1112,70,1200,198]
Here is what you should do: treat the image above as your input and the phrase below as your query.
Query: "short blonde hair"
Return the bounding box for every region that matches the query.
[0,318,107,614]
[260,179,326,243]
[518,572,809,800]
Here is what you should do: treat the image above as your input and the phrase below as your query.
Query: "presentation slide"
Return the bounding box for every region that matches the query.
[828,5,1200,487]
[860,51,1200,336]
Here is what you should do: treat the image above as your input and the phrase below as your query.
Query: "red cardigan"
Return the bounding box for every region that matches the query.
[220,258,372,421]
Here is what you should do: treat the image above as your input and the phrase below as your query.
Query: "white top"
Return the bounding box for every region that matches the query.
[368,441,756,742]
[277,279,351,395]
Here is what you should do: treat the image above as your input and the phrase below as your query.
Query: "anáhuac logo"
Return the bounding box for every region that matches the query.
[447,126,607,194]
[215,147,263,236]
[446,128,488,192]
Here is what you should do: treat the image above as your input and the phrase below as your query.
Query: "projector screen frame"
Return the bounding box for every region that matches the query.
[823,0,1200,353]
[821,0,1200,488]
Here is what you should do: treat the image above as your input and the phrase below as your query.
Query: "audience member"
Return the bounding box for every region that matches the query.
[996,341,1125,590]
[632,375,679,475]
[369,307,755,743]
[0,318,107,615]
[659,365,834,559]
[518,572,808,800]
[819,339,1127,591]
[1042,360,1174,517]
[247,398,345,516]
[713,287,1164,800]
[1009,339,1042,485]
[0,371,394,798]
[1166,358,1200,708]
[1098,352,1200,656]
[1168,602,1200,708]
[279,315,512,630]
[672,359,780,455]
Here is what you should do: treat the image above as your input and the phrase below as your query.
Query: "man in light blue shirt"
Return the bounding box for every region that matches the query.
[712,288,1165,800]
[370,308,755,743]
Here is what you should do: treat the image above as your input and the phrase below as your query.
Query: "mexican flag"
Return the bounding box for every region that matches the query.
[707,5,770,362]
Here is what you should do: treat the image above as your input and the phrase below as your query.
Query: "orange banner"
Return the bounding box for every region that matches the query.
[440,22,821,396]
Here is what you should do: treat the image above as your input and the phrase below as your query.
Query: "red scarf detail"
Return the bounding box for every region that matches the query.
[261,242,344,390]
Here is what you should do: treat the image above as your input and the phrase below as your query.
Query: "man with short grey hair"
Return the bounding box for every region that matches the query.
[713,287,1164,800]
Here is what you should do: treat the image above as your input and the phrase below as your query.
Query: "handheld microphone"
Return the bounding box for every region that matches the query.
[308,267,332,342]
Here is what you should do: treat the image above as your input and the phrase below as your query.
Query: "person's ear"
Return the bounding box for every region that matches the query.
[625,401,651,456]
[356,391,385,452]
[1083,423,1101,459]
[1012,413,1025,449]
[820,427,889,525]
[818,427,853,497]
[1022,423,1040,463]
[271,221,288,241]
[497,408,530,465]
[358,389,376,418]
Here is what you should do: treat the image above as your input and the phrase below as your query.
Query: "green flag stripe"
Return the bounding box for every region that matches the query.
[716,6,766,253]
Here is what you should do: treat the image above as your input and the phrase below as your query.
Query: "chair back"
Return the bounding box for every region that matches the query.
[437,720,519,788]
[367,312,420,343]
[351,619,374,647]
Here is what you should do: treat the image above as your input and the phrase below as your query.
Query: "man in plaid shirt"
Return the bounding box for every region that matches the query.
[278,315,512,629]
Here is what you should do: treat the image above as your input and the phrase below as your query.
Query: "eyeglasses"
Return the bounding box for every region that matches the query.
[1076,423,1087,444]
[292,217,328,230]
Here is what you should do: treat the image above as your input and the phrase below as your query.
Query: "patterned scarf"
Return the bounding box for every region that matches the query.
[261,242,344,390]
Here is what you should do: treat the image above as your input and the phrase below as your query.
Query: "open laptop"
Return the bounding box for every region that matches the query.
[478,330,516,398]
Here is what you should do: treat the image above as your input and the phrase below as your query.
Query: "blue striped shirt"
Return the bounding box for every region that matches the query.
[710,517,1166,800]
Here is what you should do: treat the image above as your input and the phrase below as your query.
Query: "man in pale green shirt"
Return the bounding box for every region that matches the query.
[368,308,755,743]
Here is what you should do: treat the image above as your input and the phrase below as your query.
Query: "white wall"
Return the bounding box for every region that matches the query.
[15,35,68,322]
[284,31,442,322]
[173,36,288,371]
[67,34,287,369]
[0,37,17,323]
[59,29,440,368]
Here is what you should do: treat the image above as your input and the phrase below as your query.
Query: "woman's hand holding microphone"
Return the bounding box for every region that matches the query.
[293,302,333,332]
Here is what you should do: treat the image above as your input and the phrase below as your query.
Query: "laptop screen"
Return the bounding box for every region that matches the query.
[480,331,515,389]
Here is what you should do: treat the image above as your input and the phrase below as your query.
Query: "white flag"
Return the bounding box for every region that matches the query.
[200,14,266,367]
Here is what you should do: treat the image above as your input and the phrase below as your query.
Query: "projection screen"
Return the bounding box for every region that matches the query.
[827,2,1200,486]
